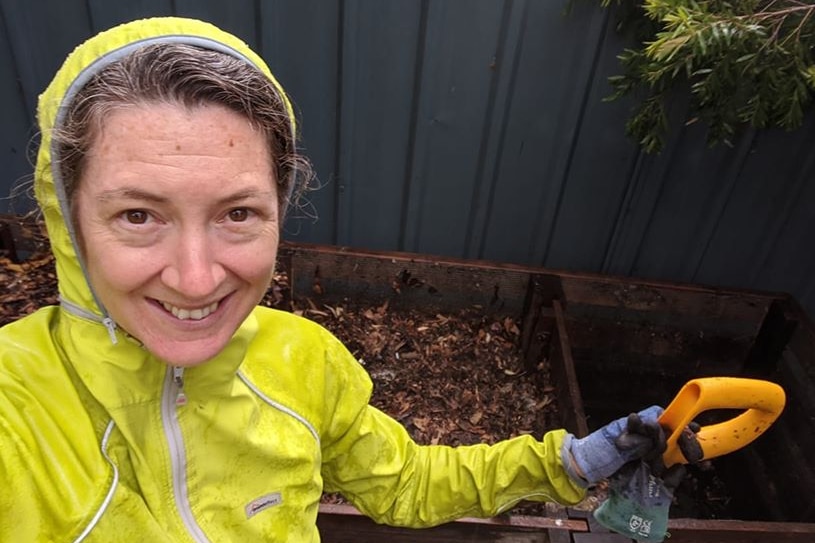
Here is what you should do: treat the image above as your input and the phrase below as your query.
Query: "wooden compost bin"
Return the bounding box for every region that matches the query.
[275,242,815,543]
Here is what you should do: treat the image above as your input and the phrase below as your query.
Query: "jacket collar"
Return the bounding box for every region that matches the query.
[58,307,260,410]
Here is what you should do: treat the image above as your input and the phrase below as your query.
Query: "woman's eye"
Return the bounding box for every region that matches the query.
[228,208,250,222]
[124,210,149,224]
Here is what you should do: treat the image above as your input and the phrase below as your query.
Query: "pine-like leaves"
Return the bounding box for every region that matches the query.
[600,0,815,152]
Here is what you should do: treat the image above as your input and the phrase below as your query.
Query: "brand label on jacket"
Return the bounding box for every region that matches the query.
[245,492,283,518]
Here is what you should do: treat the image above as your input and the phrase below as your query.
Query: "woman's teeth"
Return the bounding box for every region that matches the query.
[161,301,219,321]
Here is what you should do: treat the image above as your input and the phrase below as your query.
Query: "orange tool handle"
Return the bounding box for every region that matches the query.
[659,377,785,467]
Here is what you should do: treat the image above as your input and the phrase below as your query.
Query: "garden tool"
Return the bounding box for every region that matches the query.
[593,377,786,542]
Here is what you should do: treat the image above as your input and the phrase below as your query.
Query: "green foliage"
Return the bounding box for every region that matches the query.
[599,1,815,152]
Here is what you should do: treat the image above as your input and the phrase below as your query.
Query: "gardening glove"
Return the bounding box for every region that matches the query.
[593,460,684,542]
[561,405,665,487]
[593,420,701,542]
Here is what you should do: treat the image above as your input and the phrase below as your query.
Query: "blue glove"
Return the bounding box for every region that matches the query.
[561,405,665,486]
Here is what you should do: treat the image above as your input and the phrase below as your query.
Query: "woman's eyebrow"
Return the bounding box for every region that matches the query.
[218,188,276,205]
[96,187,167,203]
[96,187,275,205]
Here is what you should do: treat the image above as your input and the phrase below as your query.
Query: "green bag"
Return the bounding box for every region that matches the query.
[593,461,674,542]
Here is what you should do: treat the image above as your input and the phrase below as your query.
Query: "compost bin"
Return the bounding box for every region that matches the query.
[275,242,815,543]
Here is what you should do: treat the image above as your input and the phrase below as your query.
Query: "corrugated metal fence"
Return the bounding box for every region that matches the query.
[2,0,814,318]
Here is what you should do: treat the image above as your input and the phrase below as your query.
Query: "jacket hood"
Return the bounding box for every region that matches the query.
[34,17,294,332]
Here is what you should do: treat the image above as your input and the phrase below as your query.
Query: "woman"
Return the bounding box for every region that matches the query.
[0,17,667,542]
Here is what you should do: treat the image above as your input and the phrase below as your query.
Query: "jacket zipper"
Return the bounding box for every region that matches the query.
[59,296,119,344]
[161,366,210,542]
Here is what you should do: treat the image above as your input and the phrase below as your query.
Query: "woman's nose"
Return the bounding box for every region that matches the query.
[160,230,227,297]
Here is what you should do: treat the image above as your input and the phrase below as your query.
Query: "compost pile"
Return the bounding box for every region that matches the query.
[270,295,559,447]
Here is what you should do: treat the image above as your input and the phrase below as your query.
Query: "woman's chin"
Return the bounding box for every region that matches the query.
[145,336,231,367]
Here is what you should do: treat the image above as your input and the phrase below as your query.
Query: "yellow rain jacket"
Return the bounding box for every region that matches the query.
[0,17,584,542]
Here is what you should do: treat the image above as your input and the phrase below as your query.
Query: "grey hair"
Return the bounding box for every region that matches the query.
[53,42,311,216]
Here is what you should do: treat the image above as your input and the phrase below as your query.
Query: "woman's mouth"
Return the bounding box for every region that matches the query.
[160,300,220,321]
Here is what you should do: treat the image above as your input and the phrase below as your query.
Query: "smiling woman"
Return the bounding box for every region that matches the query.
[0,16,681,543]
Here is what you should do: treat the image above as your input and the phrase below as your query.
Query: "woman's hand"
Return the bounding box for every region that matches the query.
[561,406,666,486]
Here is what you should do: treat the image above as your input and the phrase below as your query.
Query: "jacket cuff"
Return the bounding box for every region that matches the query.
[560,433,590,489]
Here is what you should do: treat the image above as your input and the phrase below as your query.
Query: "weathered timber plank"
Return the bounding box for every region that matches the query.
[0,214,44,262]
[743,298,799,377]
[520,273,563,371]
[666,518,815,542]
[316,504,585,543]
[550,300,588,437]
[281,242,778,336]
[572,534,632,543]
[280,242,531,315]
[559,273,774,324]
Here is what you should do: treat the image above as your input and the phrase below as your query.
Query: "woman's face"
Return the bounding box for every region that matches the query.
[75,102,279,366]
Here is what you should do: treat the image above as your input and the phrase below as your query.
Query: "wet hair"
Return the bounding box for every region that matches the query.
[53,42,311,216]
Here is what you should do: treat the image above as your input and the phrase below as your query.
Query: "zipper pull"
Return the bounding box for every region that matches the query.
[172,366,188,406]
[102,317,118,345]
